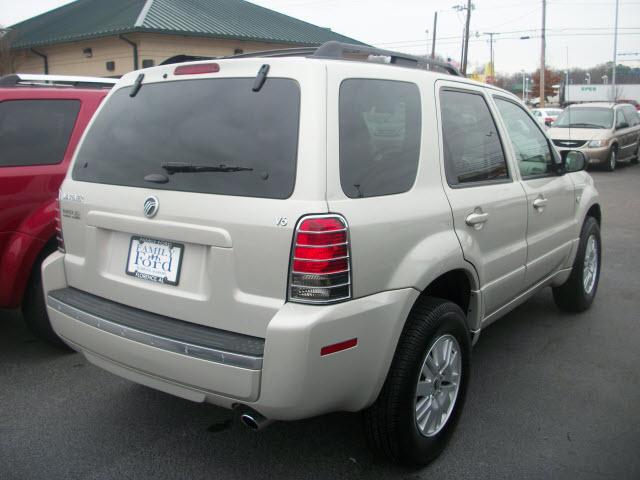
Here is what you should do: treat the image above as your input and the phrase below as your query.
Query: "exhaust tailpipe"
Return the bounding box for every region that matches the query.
[236,406,273,431]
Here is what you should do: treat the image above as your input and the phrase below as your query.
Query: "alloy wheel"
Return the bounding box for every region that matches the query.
[414,334,462,437]
[583,234,598,294]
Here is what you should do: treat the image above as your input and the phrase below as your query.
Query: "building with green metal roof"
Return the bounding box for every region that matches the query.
[5,0,364,76]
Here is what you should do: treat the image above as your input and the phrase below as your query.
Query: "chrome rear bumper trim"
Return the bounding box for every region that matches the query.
[47,296,263,370]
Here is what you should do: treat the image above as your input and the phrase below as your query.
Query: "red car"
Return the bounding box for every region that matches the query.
[0,74,114,347]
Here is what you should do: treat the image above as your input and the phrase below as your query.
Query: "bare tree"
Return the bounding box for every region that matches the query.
[0,27,17,76]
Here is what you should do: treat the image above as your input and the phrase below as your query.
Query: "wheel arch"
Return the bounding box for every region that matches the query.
[586,203,601,226]
[414,266,482,336]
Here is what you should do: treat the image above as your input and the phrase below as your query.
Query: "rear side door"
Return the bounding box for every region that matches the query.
[492,96,575,288]
[436,83,528,317]
[621,106,640,158]
[614,107,633,158]
[0,94,83,306]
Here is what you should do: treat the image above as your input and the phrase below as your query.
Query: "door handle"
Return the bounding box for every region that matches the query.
[465,211,489,228]
[533,197,548,210]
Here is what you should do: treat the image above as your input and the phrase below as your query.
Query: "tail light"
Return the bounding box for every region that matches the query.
[288,215,351,304]
[54,197,65,253]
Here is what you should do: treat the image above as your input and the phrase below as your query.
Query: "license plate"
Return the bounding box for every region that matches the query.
[126,236,184,286]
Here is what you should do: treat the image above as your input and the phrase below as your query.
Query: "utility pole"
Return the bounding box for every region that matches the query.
[462,0,472,75]
[431,11,438,59]
[540,0,546,108]
[484,32,497,79]
[612,0,619,101]
[425,29,429,56]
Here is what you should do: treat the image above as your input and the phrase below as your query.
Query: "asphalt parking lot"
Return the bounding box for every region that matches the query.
[2,165,640,480]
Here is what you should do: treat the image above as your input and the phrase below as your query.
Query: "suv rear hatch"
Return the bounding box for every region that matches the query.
[59,59,328,338]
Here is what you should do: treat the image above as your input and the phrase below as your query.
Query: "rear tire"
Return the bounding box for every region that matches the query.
[363,297,470,466]
[552,216,601,313]
[632,143,639,164]
[22,246,71,350]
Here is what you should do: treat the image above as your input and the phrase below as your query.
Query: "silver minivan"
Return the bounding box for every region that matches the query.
[43,43,601,465]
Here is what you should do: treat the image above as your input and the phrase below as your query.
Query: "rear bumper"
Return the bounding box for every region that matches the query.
[43,251,418,420]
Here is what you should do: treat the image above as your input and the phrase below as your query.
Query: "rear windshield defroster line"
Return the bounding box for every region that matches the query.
[73,78,300,199]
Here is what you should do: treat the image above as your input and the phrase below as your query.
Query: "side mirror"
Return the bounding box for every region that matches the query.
[562,150,587,173]
[617,122,629,130]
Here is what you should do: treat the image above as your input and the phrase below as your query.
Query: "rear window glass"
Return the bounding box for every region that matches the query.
[0,99,80,167]
[73,78,300,199]
[339,79,421,198]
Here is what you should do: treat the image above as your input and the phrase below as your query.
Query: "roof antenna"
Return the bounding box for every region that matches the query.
[252,64,269,92]
[130,73,144,97]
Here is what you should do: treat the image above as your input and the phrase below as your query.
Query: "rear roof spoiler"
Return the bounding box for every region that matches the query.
[0,74,117,89]
[160,55,216,66]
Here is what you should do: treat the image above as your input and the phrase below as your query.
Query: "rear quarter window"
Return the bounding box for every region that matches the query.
[339,79,421,198]
[0,99,80,167]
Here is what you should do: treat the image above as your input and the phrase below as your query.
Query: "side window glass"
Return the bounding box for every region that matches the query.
[339,79,421,198]
[440,90,508,186]
[494,97,555,178]
[623,107,639,127]
[0,99,80,167]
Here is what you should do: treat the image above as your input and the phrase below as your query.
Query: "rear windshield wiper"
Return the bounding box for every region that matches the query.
[161,162,254,174]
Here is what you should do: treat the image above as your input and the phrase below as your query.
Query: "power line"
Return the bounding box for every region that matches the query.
[380,32,640,53]
[373,29,640,48]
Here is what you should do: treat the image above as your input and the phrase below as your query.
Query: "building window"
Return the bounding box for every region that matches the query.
[82,47,92,58]
[234,48,244,55]
[142,59,155,68]
[106,61,115,72]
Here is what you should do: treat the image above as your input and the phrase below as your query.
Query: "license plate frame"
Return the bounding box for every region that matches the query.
[125,236,184,286]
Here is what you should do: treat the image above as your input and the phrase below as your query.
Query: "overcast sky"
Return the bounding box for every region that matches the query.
[1,0,639,75]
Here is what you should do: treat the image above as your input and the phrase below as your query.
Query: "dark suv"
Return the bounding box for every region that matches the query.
[0,74,114,347]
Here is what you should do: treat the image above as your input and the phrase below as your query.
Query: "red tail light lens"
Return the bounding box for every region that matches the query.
[174,63,220,75]
[54,197,65,253]
[288,215,351,304]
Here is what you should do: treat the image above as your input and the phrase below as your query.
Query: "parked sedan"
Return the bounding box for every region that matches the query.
[547,103,640,171]
[531,107,563,127]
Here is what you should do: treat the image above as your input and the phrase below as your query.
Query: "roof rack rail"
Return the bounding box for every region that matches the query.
[0,74,117,89]
[228,46,319,59]
[312,42,461,76]
[224,41,461,76]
